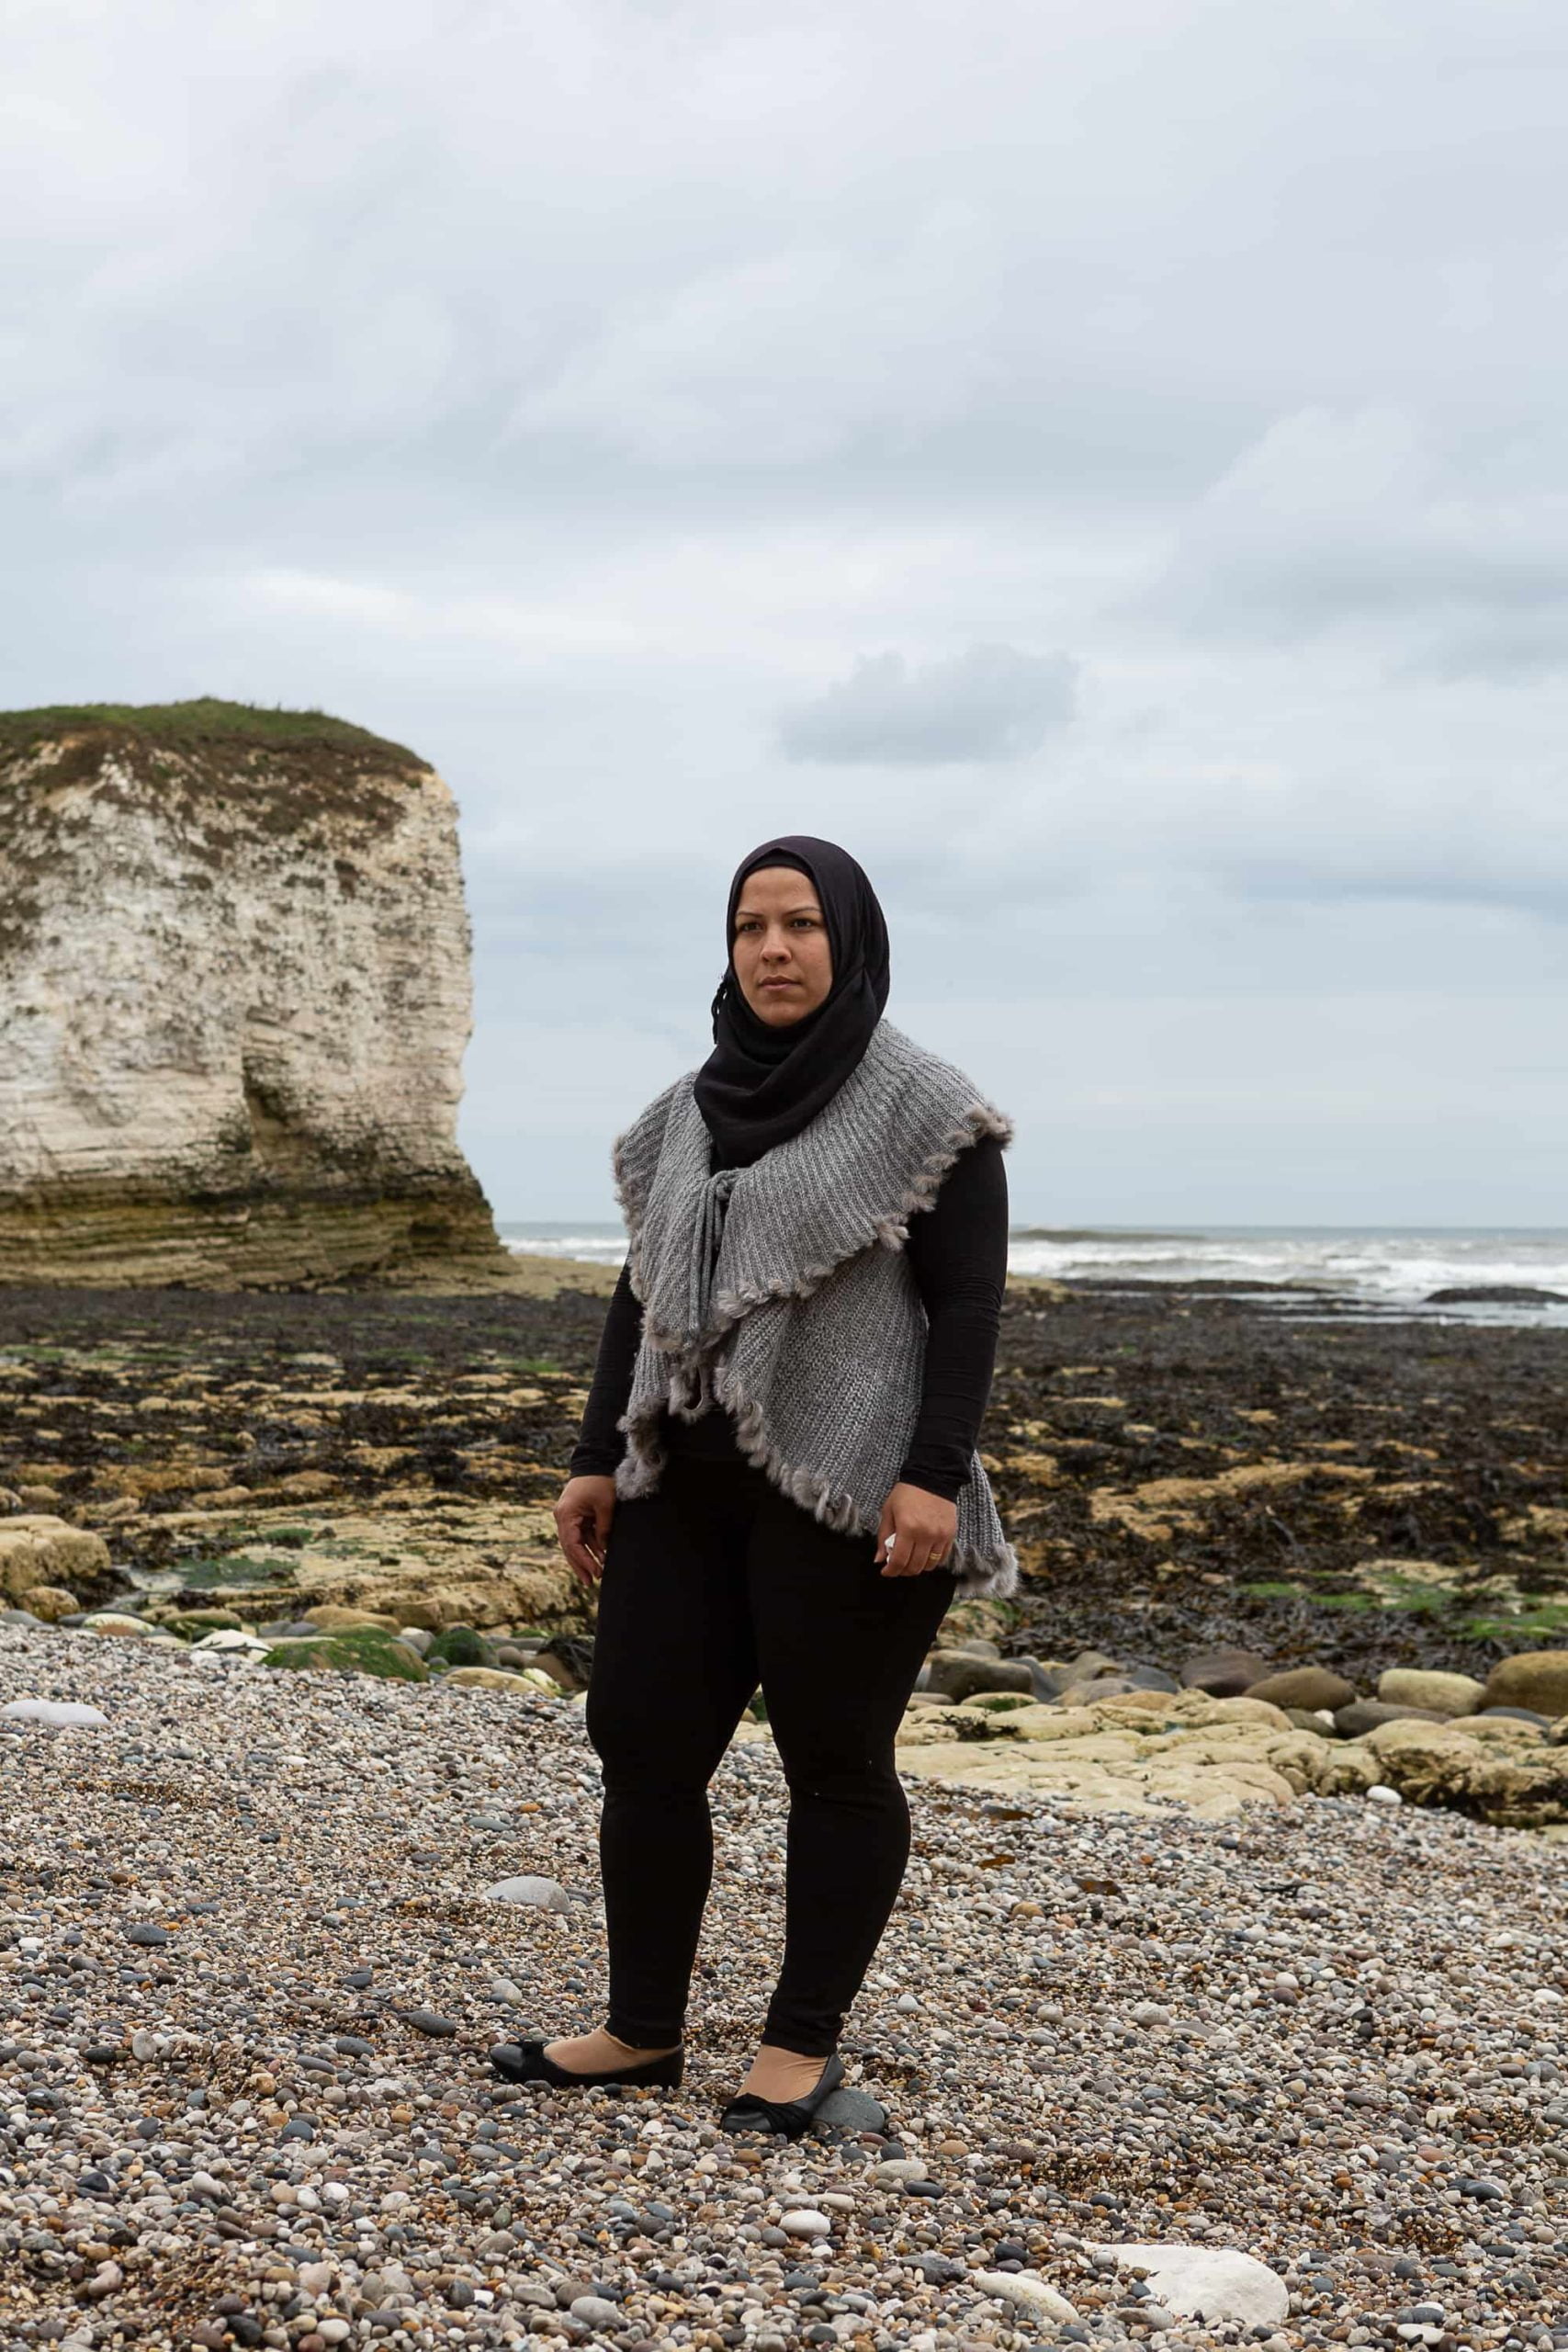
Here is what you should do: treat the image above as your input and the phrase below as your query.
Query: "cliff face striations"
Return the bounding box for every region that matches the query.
[0,700,506,1285]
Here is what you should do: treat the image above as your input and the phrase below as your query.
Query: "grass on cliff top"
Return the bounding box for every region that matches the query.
[0,697,425,768]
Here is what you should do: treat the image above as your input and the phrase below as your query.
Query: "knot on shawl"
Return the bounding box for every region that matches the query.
[660,1166,739,1415]
[685,1165,739,1346]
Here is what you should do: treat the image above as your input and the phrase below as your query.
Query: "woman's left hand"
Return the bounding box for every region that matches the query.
[875,1482,957,1577]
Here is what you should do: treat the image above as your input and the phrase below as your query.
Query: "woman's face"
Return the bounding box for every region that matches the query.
[731,865,833,1026]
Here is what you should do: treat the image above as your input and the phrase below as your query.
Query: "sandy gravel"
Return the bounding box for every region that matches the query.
[2,1624,1565,2352]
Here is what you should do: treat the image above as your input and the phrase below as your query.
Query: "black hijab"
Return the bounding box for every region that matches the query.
[693,834,891,1169]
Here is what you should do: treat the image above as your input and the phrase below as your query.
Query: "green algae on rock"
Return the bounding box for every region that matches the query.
[263,1625,430,1681]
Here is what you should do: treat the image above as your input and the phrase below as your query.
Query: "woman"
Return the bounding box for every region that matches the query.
[491,835,1015,2136]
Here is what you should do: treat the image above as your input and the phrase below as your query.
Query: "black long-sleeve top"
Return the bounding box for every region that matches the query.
[568,1132,1008,1501]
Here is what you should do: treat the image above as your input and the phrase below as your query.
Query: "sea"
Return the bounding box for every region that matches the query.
[497,1223,1568,1328]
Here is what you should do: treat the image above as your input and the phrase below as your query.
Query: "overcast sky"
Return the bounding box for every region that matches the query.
[6,0,1567,1224]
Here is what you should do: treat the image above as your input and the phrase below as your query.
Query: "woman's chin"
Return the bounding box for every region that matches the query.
[750,995,816,1027]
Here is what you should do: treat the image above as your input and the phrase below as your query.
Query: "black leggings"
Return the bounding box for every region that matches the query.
[584,1451,955,2056]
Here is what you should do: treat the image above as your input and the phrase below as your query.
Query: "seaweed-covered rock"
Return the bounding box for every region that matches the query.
[425,1623,496,1669]
[263,1626,429,1682]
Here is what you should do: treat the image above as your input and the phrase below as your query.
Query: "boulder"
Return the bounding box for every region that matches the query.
[23,1585,82,1624]
[1378,1667,1484,1715]
[924,1651,1036,1702]
[302,1604,403,1633]
[1056,1674,1146,1705]
[531,1634,595,1692]
[442,1667,551,1692]
[1245,1666,1358,1713]
[159,1607,246,1638]
[0,1516,112,1606]
[1334,1699,1449,1737]
[1088,2244,1288,2328]
[1482,1652,1568,1720]
[1179,1645,1272,1698]
[1359,1716,1568,1827]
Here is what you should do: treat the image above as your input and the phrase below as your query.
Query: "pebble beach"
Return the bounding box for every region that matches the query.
[3,1617,1566,2352]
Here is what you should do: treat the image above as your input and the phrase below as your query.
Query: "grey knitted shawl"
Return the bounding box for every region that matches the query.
[612,1019,1017,1598]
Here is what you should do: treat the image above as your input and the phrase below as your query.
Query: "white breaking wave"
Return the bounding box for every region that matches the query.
[497,1222,1568,1322]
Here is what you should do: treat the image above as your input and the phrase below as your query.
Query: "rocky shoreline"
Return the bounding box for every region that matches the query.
[1,1276,1565,2349]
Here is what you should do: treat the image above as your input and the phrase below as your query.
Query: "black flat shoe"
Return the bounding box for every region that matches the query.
[719,2052,845,2139]
[488,2037,683,2090]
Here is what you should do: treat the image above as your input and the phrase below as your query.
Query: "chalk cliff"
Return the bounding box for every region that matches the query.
[0,700,507,1285]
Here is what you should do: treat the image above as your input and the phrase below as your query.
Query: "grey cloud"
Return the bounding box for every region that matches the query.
[778,644,1077,765]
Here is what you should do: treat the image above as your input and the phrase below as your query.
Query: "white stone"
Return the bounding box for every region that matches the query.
[481,1874,570,1911]
[972,2271,1080,2322]
[1,1698,107,1728]
[1367,1783,1404,1804]
[874,2157,929,2184]
[489,1975,525,2005]
[1088,2243,1290,2327]
[298,2261,333,2296]
[780,2208,832,2239]
[193,1629,269,1653]
[318,2325,352,2347]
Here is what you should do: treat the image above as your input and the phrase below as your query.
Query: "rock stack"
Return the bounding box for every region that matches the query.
[0,699,506,1285]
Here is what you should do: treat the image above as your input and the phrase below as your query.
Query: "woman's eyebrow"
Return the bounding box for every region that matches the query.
[735,899,824,921]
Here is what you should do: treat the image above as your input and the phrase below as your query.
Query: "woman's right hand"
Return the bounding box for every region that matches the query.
[555,1475,617,1587]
